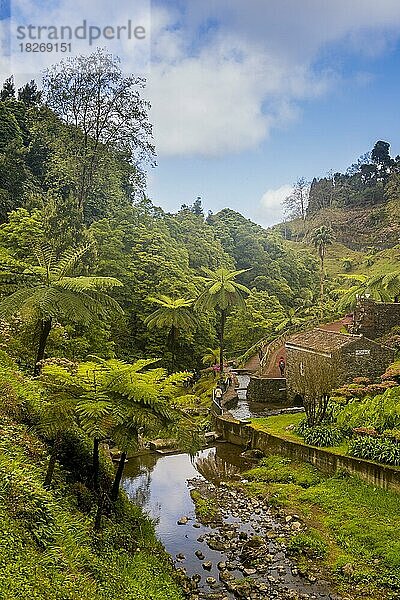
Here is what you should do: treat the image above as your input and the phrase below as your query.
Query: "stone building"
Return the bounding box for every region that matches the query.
[285,328,394,405]
[351,298,400,339]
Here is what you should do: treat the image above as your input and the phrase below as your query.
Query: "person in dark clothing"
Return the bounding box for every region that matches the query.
[278,356,285,377]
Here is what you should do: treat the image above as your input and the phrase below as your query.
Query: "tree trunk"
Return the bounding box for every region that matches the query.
[44,436,61,489]
[219,309,226,374]
[93,438,100,493]
[320,253,325,305]
[34,318,52,375]
[170,325,176,373]
[111,451,127,502]
[94,494,103,532]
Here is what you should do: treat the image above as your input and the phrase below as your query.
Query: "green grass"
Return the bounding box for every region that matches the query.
[285,237,400,280]
[287,530,328,559]
[250,414,349,455]
[190,489,221,523]
[251,413,304,441]
[0,366,184,600]
[236,455,400,599]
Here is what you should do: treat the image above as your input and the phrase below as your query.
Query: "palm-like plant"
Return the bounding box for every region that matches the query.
[202,347,221,368]
[102,358,198,500]
[335,272,396,312]
[311,226,334,303]
[40,357,199,508]
[195,268,250,373]
[40,359,118,493]
[0,243,123,374]
[145,295,196,371]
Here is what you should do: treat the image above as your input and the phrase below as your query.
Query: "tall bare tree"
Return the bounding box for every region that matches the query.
[283,177,310,221]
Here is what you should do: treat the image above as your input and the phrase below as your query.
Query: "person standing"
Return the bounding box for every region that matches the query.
[278,356,286,377]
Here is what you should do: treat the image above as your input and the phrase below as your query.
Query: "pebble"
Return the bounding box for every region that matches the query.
[183,479,342,600]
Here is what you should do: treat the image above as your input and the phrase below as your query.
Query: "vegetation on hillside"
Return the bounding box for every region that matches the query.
[1,49,400,600]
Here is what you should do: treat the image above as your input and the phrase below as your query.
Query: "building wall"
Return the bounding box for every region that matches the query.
[285,338,394,403]
[339,338,394,383]
[285,346,332,404]
[247,376,288,404]
[352,299,400,339]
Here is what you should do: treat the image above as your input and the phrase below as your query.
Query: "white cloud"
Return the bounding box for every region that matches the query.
[258,184,293,227]
[3,0,400,157]
[147,24,334,156]
[147,0,400,157]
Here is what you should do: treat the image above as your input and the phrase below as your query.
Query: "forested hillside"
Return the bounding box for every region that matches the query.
[279,141,400,251]
[0,66,320,371]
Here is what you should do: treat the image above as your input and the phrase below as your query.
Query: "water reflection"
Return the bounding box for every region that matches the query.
[122,444,251,593]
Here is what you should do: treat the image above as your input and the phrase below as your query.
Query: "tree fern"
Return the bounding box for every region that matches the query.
[0,242,123,373]
[195,268,250,372]
[144,295,196,372]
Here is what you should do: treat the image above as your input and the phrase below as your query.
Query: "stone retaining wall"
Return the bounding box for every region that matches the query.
[247,376,288,404]
[352,298,400,339]
[214,415,400,493]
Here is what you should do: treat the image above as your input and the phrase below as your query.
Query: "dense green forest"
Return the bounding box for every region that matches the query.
[0,61,322,371]
[1,50,400,600]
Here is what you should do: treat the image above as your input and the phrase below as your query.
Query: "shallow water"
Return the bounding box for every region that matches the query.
[123,444,251,593]
[229,373,281,420]
[123,444,336,600]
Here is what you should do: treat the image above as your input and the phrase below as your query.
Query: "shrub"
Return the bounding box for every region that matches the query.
[348,435,400,466]
[302,425,344,447]
[381,360,400,383]
[353,377,371,385]
[295,418,310,437]
[336,386,400,433]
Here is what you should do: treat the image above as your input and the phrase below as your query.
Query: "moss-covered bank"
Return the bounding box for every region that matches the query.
[0,356,184,600]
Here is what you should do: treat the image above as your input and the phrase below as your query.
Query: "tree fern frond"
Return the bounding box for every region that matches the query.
[56,276,123,292]
[0,287,42,319]
[53,243,93,278]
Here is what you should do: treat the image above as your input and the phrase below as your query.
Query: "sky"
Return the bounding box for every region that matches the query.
[2,0,400,227]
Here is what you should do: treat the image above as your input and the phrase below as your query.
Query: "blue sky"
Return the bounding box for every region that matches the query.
[2,0,400,227]
[146,0,400,226]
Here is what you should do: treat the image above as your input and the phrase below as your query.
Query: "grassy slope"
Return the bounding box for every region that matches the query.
[237,455,400,599]
[251,413,349,454]
[0,361,183,600]
[284,239,400,279]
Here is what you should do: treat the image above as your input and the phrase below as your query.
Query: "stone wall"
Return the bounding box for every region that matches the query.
[214,415,400,493]
[285,338,394,403]
[352,299,400,339]
[247,377,287,404]
[339,338,394,382]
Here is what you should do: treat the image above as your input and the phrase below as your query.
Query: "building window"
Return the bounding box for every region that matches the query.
[299,362,305,376]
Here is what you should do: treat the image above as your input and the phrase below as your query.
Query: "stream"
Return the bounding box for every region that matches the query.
[229,374,304,421]
[123,444,340,600]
